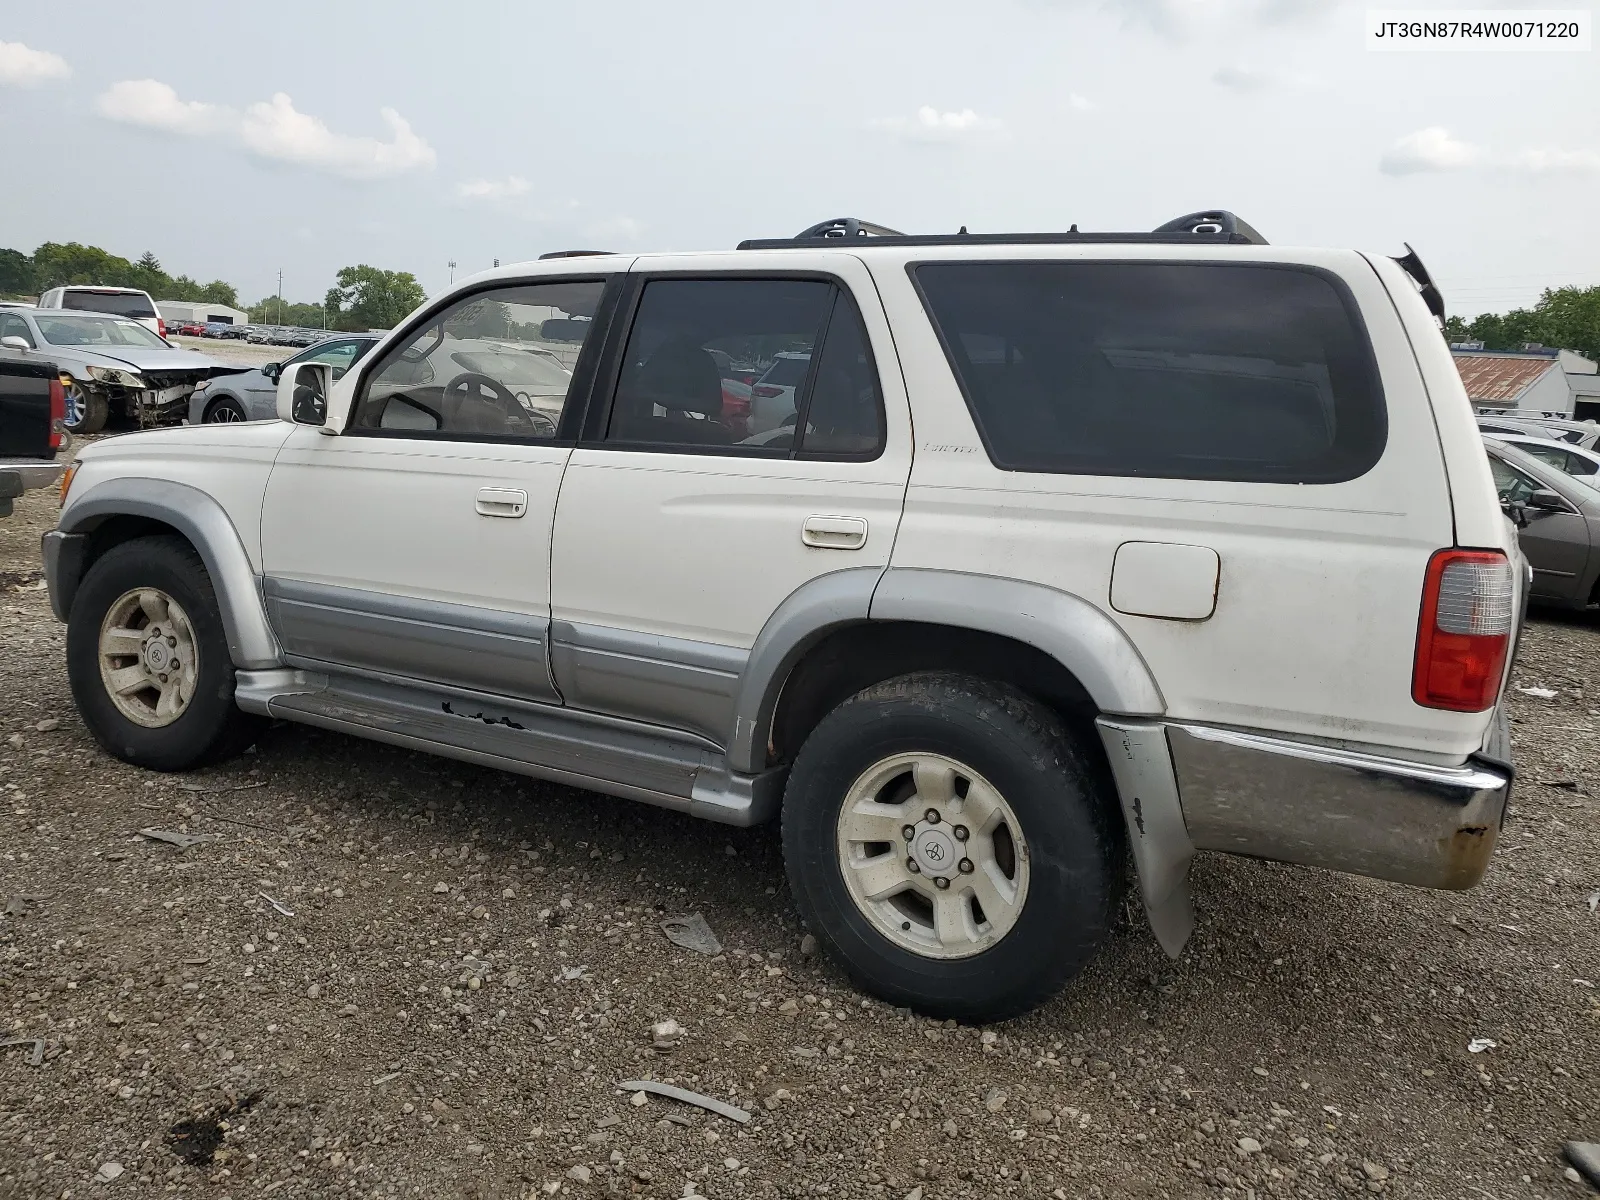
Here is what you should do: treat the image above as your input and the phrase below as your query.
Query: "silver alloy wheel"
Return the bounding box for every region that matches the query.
[835,752,1030,959]
[206,400,244,422]
[64,382,88,429]
[97,588,200,728]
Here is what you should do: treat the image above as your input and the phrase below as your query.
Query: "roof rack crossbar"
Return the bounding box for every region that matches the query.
[538,250,615,260]
[737,209,1269,250]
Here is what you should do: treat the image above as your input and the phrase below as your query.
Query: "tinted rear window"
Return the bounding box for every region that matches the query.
[913,261,1386,483]
[61,290,157,319]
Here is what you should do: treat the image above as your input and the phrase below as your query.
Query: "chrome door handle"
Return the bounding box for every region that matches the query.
[802,515,868,550]
[476,487,528,518]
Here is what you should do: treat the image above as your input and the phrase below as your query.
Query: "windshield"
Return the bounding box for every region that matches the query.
[61,290,157,319]
[449,346,571,391]
[34,313,170,348]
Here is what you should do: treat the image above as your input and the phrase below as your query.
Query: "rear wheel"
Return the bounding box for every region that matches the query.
[204,396,250,423]
[67,535,264,770]
[782,672,1121,1022]
[63,381,109,434]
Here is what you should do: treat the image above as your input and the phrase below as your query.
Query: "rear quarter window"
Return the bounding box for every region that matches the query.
[912,261,1387,484]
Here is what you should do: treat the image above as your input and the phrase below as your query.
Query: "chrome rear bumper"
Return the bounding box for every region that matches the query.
[1167,723,1511,891]
[1098,716,1513,957]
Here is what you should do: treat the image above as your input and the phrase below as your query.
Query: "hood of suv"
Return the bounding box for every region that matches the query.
[47,342,247,380]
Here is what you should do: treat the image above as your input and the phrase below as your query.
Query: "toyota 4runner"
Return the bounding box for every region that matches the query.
[43,212,1519,1021]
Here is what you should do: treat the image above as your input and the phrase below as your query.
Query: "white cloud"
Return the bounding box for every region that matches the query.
[1381,127,1599,177]
[95,80,435,180]
[0,40,71,87]
[97,79,230,136]
[869,106,1006,143]
[239,95,435,180]
[457,176,533,202]
[1380,127,1484,175]
[1067,92,1096,112]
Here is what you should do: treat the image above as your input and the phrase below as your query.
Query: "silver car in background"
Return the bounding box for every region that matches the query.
[0,308,242,433]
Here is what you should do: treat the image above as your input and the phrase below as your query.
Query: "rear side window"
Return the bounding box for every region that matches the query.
[61,290,157,319]
[913,261,1386,483]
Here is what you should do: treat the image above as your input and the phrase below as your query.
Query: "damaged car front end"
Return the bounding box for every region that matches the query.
[8,309,247,435]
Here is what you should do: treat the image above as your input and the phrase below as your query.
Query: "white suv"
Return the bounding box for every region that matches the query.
[43,212,1520,1021]
[36,285,166,339]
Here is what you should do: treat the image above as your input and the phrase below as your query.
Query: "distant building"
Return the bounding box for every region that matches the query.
[1451,346,1599,419]
[156,300,249,327]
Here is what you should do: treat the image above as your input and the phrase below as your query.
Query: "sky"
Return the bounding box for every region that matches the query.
[1,0,1596,317]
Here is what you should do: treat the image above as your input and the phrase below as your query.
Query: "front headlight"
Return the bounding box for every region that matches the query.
[86,366,144,388]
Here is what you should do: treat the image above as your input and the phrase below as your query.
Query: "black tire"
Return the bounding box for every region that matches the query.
[782,672,1122,1022]
[204,396,250,423]
[66,535,265,771]
[64,383,109,435]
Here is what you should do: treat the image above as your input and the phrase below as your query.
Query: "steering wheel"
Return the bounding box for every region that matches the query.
[443,372,557,438]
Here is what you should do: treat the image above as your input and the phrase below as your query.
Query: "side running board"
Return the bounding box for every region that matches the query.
[234,668,784,826]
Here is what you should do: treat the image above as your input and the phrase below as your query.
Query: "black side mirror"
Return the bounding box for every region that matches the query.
[1526,488,1568,513]
[262,362,281,381]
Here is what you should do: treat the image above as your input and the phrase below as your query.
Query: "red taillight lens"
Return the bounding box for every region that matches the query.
[752,385,784,398]
[158,318,167,338]
[1412,549,1514,712]
[48,377,65,451]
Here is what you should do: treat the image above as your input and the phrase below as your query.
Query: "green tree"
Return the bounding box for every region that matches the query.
[133,251,167,297]
[30,241,140,290]
[247,297,326,328]
[0,248,33,297]
[324,265,425,332]
[1457,285,1600,362]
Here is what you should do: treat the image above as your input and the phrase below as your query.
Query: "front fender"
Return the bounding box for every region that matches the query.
[55,477,282,669]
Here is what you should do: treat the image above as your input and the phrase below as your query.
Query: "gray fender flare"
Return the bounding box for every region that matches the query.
[870,568,1166,714]
[726,565,1166,775]
[726,566,882,775]
[58,477,282,669]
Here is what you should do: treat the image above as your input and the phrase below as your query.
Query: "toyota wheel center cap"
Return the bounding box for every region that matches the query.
[145,641,170,672]
[913,828,956,875]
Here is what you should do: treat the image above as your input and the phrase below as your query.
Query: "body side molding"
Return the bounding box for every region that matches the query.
[54,477,281,669]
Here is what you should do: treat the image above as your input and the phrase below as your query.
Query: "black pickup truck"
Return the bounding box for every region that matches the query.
[0,341,65,518]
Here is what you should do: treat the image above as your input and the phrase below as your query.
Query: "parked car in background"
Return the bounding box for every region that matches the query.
[177,323,206,337]
[0,338,66,517]
[246,327,274,344]
[0,308,243,433]
[747,350,812,434]
[1477,412,1600,452]
[45,213,1520,1021]
[1488,432,1600,486]
[1484,436,1600,607]
[36,285,167,339]
[188,334,380,423]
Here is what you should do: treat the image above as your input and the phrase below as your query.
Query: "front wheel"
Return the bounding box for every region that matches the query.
[782,672,1122,1022]
[204,396,250,423]
[66,535,265,770]
[63,381,109,434]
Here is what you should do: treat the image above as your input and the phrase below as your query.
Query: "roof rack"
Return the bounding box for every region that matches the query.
[538,250,615,260]
[737,209,1269,250]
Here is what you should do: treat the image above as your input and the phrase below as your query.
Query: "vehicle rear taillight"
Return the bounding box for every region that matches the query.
[157,318,167,338]
[48,377,65,451]
[753,385,784,398]
[1412,549,1514,712]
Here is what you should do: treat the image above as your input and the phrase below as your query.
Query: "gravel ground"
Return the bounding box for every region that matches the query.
[167,338,297,369]
[1,487,1596,1200]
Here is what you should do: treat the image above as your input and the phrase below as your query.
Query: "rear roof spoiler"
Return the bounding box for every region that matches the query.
[1391,243,1446,325]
